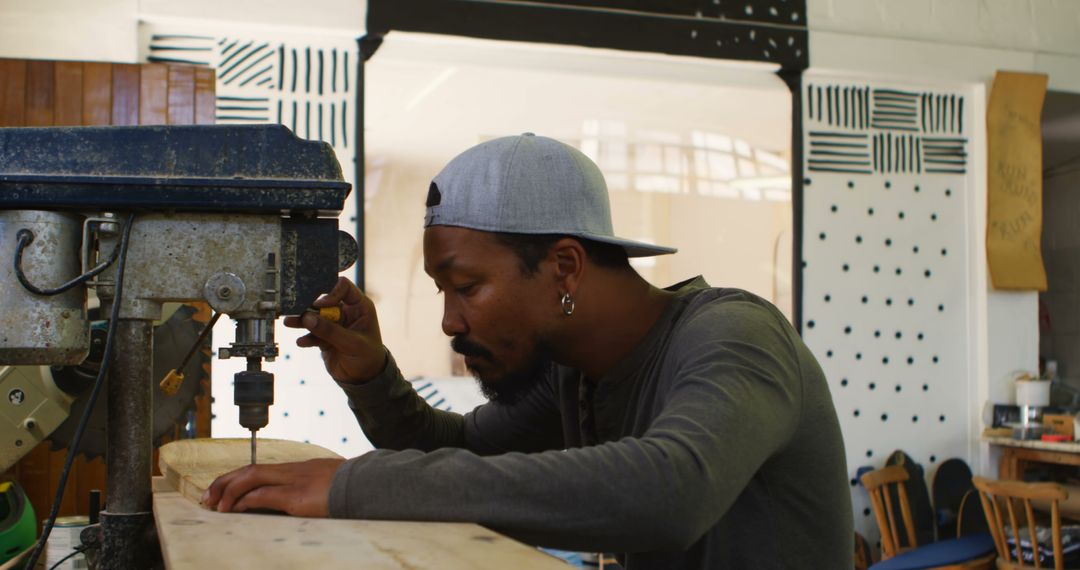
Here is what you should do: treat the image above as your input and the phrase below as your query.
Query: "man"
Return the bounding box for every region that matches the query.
[205,133,853,568]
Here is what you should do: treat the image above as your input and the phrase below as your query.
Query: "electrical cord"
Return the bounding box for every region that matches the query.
[14,223,123,296]
[47,545,88,570]
[25,212,136,570]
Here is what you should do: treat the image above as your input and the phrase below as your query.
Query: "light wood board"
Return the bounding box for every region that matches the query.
[158,438,341,505]
[153,477,569,569]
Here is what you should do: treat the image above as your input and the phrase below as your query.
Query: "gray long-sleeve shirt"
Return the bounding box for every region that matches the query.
[328,277,852,569]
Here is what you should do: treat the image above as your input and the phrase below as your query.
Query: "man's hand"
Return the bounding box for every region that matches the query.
[201,458,345,517]
[284,276,387,383]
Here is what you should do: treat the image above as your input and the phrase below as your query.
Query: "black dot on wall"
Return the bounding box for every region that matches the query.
[941,248,948,256]
[913,245,920,254]
[847,181,855,189]
[882,357,890,365]
[881,413,888,421]
[912,415,919,422]
[885,181,892,189]
[908,298,915,306]
[819,232,827,240]
[826,350,834,358]
[938,304,945,312]
[873,265,880,273]
[930,455,937,463]
[925,269,932,278]
[907,356,914,365]
[854,409,861,417]
[886,298,893,306]
[342,437,349,443]
[850,478,858,487]
[895,267,902,276]
[802,261,808,268]
[831,204,838,212]
[869,382,876,390]
[918,332,925,340]
[885,238,893,247]
[895,331,902,339]
[866,449,874,458]
[923,383,929,392]
[318,410,325,416]
[856,352,863,360]
[804,177,812,185]
[844,326,852,334]
[914,185,921,193]
[945,188,952,197]
[895,384,902,393]
[843,263,850,272]
[824,294,832,302]
[868,207,875,216]
[283,411,290,417]
[284,354,291,360]
[862,295,869,304]
[931,213,938,221]
[939,415,946,422]
[864,508,872,516]
[874,330,881,338]
[807,320,816,328]
[856,235,863,244]
[841,378,849,387]
[898,211,905,220]
[299,379,306,385]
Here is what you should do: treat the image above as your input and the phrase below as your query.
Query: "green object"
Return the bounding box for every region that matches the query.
[0,481,36,565]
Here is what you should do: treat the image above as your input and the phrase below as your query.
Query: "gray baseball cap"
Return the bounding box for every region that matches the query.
[424,133,677,257]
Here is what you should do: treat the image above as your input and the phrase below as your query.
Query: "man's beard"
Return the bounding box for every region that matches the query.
[451,335,551,406]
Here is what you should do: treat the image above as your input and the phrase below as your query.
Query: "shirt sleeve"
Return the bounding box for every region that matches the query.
[337,351,564,455]
[328,300,804,554]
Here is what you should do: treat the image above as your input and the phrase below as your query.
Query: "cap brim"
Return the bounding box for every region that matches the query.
[572,233,678,258]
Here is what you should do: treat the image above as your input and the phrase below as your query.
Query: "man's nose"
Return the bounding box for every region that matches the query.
[441,297,467,337]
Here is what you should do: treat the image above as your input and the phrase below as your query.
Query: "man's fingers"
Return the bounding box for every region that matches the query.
[231,484,293,514]
[296,333,331,350]
[313,277,367,308]
[213,465,290,513]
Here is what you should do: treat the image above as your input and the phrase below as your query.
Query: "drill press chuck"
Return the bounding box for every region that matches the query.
[234,370,274,431]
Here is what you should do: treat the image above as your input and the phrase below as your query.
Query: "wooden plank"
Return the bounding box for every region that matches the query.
[167,65,195,125]
[0,59,26,126]
[139,63,168,125]
[82,62,112,125]
[25,60,54,126]
[112,64,140,126]
[193,67,215,125]
[53,61,83,126]
[153,477,569,570]
[158,439,340,505]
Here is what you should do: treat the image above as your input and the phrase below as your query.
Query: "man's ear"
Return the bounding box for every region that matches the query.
[549,238,586,294]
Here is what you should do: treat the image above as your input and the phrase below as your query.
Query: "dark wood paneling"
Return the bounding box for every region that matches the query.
[112,64,140,126]
[83,62,112,126]
[140,63,168,125]
[167,66,195,125]
[53,61,83,126]
[0,59,27,126]
[25,61,54,127]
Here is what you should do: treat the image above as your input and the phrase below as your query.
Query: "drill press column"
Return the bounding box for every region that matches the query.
[102,319,157,569]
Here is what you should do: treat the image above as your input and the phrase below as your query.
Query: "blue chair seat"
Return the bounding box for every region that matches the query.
[870,533,995,570]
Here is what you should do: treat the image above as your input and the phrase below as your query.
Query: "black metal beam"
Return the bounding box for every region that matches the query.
[367,0,807,69]
[778,68,804,332]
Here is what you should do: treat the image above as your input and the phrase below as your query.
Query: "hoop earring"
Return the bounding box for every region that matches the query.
[560,292,575,316]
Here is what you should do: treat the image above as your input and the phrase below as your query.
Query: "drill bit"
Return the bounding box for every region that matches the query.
[250,430,257,464]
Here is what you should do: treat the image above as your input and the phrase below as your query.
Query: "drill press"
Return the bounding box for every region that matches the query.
[0,124,357,569]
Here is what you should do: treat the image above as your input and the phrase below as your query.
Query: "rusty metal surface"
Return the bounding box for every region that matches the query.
[0,210,89,364]
[97,213,281,322]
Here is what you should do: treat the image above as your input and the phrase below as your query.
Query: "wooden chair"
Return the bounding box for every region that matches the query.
[861,466,996,569]
[971,476,1069,570]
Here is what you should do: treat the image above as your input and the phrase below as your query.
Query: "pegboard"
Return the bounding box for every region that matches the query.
[800,76,976,545]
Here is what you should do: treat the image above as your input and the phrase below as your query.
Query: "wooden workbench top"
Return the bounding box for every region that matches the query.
[152,438,569,569]
[983,435,1080,452]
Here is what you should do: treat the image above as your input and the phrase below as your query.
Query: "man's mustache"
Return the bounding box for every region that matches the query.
[451,336,492,360]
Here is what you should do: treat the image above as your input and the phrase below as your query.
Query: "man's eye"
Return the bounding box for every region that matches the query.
[455,283,476,295]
